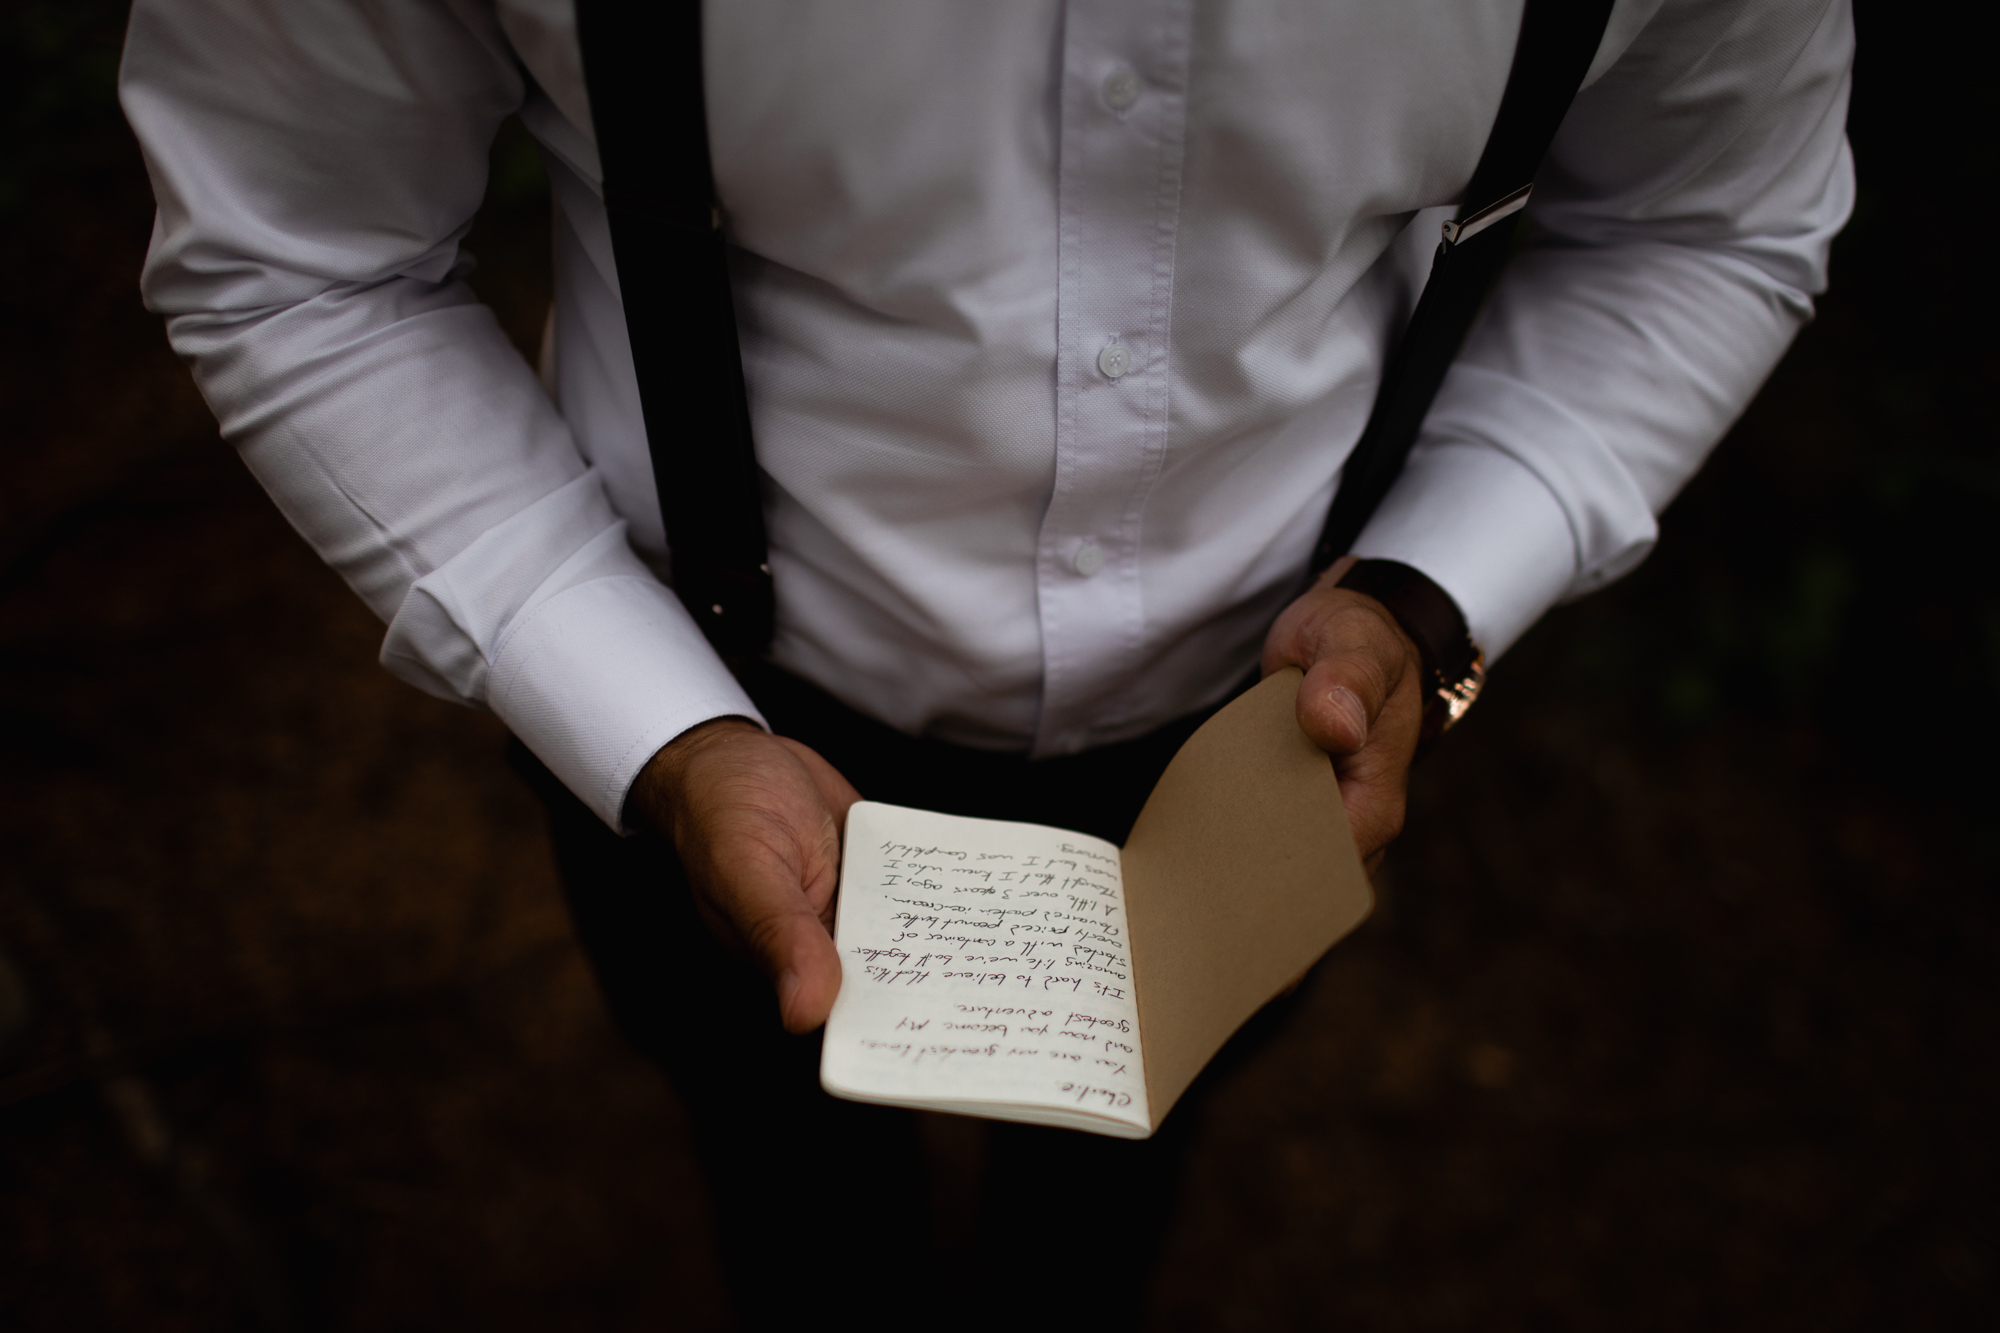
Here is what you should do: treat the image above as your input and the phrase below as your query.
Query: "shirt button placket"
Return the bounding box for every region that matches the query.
[1040,2,1194,758]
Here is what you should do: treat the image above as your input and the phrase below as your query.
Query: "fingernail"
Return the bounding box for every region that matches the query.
[777,969,801,1011]
[1327,686,1368,744]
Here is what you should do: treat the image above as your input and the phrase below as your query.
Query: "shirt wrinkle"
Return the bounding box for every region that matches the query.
[120,0,1854,822]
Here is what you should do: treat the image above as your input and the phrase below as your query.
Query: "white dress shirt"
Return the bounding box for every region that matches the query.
[121,0,1853,827]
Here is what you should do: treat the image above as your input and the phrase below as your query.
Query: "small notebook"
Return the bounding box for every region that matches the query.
[819,668,1373,1138]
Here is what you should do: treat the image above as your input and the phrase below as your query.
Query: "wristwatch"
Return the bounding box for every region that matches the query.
[1333,559,1486,750]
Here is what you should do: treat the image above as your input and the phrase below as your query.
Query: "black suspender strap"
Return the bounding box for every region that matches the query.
[575,0,774,659]
[573,0,1614,660]
[1309,0,1615,574]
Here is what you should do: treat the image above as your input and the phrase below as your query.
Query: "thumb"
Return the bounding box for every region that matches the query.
[695,835,846,1035]
[640,720,860,1032]
[753,897,845,1035]
[1296,637,1401,758]
[654,729,854,1034]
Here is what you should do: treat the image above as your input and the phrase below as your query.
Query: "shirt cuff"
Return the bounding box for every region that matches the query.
[1350,363,1661,660]
[1348,439,1576,662]
[487,575,765,830]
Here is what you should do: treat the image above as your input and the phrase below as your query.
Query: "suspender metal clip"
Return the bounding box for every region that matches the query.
[1440,182,1534,250]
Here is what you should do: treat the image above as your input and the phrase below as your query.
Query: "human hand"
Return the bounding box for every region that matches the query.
[628,718,861,1033]
[1261,556,1426,870]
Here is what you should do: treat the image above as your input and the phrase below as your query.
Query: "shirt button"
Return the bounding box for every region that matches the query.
[1101,66,1142,112]
[1097,340,1132,380]
[1073,542,1105,577]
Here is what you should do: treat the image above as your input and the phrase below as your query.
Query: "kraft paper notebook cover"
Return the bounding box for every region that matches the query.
[819,668,1374,1138]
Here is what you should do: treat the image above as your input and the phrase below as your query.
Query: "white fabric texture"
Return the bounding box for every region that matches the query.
[120,0,1854,827]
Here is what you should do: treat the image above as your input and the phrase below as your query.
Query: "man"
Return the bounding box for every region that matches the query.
[121,0,1852,1321]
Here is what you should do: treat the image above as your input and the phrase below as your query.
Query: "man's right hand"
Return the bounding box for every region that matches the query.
[627,719,860,1034]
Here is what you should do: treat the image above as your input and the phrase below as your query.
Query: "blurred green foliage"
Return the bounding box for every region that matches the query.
[1509,12,2000,815]
[486,115,553,215]
[461,116,553,359]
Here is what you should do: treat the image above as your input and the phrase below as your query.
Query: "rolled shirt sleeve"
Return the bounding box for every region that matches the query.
[1351,0,1855,659]
[120,0,757,828]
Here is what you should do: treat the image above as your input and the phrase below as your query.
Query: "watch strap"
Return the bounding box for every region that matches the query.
[1334,559,1486,747]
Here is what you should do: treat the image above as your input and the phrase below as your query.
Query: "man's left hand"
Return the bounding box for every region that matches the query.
[1261,555,1426,870]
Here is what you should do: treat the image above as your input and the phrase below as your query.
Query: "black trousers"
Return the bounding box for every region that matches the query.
[512,663,1243,1328]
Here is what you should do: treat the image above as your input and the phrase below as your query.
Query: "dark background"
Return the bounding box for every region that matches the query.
[2,3,1993,1328]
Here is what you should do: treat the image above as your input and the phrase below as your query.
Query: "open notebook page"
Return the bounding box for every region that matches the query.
[820,801,1152,1137]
